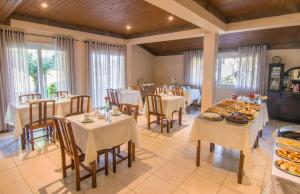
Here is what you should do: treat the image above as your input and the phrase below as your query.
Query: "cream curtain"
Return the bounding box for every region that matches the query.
[87,41,125,108]
[55,35,76,94]
[0,28,30,131]
[235,45,267,96]
[184,50,203,88]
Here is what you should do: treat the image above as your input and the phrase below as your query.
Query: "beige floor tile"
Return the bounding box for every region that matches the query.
[180,171,221,194]
[18,155,62,193]
[12,150,46,166]
[0,157,16,172]
[114,164,151,189]
[0,178,32,194]
[85,173,131,194]
[173,189,189,194]
[217,186,241,194]
[135,155,167,174]
[0,168,25,188]
[151,145,180,161]
[133,175,176,194]
[195,161,229,184]
[223,172,262,194]
[154,162,193,187]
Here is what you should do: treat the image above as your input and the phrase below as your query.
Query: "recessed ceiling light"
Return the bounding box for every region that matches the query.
[126,25,131,30]
[168,16,174,21]
[41,3,48,8]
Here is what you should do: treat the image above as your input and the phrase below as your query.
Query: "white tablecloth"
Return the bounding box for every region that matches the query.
[5,97,89,137]
[67,114,138,165]
[144,95,186,120]
[184,88,201,105]
[189,103,269,153]
[118,90,143,110]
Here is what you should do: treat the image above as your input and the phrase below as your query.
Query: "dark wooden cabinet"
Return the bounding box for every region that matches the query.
[280,92,300,123]
[267,91,281,120]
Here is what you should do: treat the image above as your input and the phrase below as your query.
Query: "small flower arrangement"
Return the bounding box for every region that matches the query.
[104,96,110,111]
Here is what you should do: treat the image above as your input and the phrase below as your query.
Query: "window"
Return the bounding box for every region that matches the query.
[27,44,57,97]
[216,52,239,86]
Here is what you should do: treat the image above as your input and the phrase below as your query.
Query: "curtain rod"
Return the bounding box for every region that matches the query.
[25,33,79,41]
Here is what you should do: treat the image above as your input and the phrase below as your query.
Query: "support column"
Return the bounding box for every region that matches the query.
[126,44,133,87]
[201,32,218,112]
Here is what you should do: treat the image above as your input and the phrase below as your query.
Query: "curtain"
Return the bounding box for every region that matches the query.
[55,35,76,94]
[184,50,203,88]
[87,41,125,108]
[0,28,30,131]
[235,45,267,96]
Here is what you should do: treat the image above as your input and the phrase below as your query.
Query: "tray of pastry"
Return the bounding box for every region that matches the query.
[275,159,300,177]
[226,112,248,125]
[276,137,300,152]
[276,148,300,163]
[199,112,223,121]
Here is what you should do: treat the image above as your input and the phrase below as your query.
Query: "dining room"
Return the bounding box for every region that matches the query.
[0,0,300,194]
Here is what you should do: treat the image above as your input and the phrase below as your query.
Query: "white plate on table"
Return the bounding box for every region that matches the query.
[80,119,94,124]
[111,111,122,116]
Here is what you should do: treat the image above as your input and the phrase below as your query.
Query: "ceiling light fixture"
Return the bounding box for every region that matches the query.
[41,3,48,8]
[126,25,131,30]
[168,16,174,21]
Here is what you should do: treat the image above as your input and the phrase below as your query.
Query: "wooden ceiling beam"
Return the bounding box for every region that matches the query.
[226,13,300,34]
[127,28,204,45]
[0,0,23,23]
[144,0,226,33]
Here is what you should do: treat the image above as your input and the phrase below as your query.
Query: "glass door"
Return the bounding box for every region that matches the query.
[27,44,57,97]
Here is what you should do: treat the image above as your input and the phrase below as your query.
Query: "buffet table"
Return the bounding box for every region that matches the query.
[189,102,269,183]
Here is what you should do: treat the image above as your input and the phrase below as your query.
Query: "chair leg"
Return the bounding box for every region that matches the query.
[21,127,25,150]
[71,159,75,169]
[30,128,34,151]
[179,108,182,126]
[105,150,109,175]
[112,147,116,173]
[147,114,150,129]
[75,160,81,191]
[117,145,121,154]
[61,152,67,178]
[167,120,169,133]
[91,161,97,188]
[160,116,163,133]
[128,140,132,167]
[156,116,160,124]
[132,143,135,161]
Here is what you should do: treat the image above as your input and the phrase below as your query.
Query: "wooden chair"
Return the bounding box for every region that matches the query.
[111,104,139,172]
[155,86,167,94]
[19,93,41,103]
[171,87,184,96]
[53,117,108,191]
[107,89,119,107]
[54,91,69,98]
[23,100,55,150]
[145,94,170,133]
[66,95,90,117]
[130,85,140,91]
[118,103,139,122]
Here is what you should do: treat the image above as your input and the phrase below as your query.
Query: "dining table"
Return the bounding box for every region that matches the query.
[66,113,138,166]
[118,89,143,111]
[5,95,89,137]
[143,94,186,121]
[184,88,201,105]
[189,102,269,184]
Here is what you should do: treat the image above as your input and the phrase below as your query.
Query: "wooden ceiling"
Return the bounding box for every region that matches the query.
[194,0,300,23]
[141,25,300,56]
[4,0,196,38]
[0,0,23,22]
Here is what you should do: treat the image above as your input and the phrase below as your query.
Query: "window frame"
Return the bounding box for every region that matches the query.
[216,51,239,88]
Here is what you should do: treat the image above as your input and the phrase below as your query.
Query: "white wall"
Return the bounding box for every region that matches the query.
[267,49,300,71]
[131,45,155,85]
[154,55,184,85]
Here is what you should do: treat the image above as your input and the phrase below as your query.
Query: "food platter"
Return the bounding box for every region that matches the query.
[226,112,248,125]
[276,137,300,152]
[199,112,223,121]
[275,159,300,177]
[276,148,300,163]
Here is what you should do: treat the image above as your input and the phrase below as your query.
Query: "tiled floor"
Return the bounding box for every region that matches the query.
[0,111,296,194]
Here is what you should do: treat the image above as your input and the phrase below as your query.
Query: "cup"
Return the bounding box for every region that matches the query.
[84,112,91,121]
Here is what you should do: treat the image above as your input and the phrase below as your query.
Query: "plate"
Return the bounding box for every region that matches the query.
[199,113,223,121]
[111,112,122,116]
[274,160,300,177]
[80,119,94,124]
